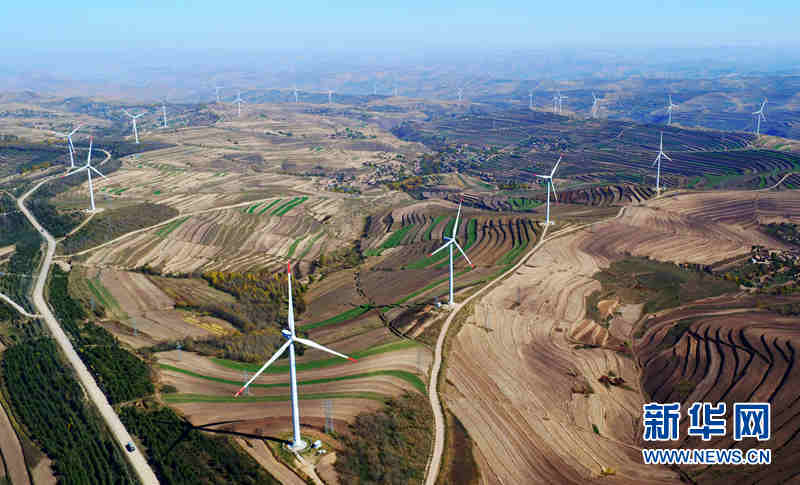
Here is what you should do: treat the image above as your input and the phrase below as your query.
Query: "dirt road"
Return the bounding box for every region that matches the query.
[16,157,160,484]
[0,291,39,318]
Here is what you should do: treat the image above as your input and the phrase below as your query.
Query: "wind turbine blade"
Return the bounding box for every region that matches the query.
[294,337,357,362]
[652,154,660,167]
[452,199,463,239]
[550,156,562,177]
[123,109,132,117]
[453,241,474,268]
[535,174,549,179]
[69,125,82,136]
[90,166,108,179]
[662,153,672,161]
[551,182,558,200]
[65,166,88,177]
[235,340,292,396]
[430,241,452,257]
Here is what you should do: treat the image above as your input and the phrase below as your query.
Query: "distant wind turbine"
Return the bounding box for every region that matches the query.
[233,91,246,116]
[373,82,377,95]
[215,85,222,103]
[328,89,333,104]
[535,155,562,225]
[753,98,767,136]
[429,198,474,307]
[54,124,81,169]
[590,92,601,118]
[529,91,533,110]
[652,132,671,194]
[122,109,144,144]
[457,87,464,102]
[666,95,678,125]
[293,85,299,104]
[65,136,107,212]
[235,263,357,451]
[161,100,168,129]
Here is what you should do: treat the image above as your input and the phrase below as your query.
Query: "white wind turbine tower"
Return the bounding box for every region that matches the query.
[457,87,464,102]
[328,89,333,104]
[215,85,222,103]
[753,98,767,136]
[666,94,678,125]
[66,136,107,212]
[236,263,357,451]
[161,100,168,128]
[552,93,559,113]
[293,85,299,104]
[652,131,671,194]
[558,92,568,113]
[54,124,81,169]
[233,91,246,116]
[590,92,600,118]
[429,198,475,307]
[529,91,533,110]
[536,155,562,225]
[122,109,144,144]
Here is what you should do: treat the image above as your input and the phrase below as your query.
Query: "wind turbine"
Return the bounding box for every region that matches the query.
[328,89,333,104]
[235,263,357,451]
[590,92,600,118]
[666,95,678,125]
[753,98,767,136]
[293,85,299,104]
[233,91,246,116]
[529,91,533,110]
[161,100,168,129]
[215,85,222,103]
[558,92,568,113]
[54,125,81,169]
[457,87,464,102]
[122,109,144,144]
[429,198,474,307]
[535,155,562,225]
[652,132,671,194]
[66,136,107,212]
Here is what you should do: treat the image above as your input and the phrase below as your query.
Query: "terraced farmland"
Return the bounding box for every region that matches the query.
[80,198,349,273]
[636,299,800,484]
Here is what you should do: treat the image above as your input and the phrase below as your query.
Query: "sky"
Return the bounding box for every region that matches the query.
[3,0,798,52]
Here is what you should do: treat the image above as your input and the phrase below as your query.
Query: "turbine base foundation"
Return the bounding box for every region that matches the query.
[288,439,308,452]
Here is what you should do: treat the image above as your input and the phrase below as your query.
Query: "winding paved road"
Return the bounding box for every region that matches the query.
[16,161,160,484]
[424,208,628,485]
[0,291,39,318]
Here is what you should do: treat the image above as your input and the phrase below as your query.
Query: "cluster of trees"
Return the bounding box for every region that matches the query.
[119,406,279,485]
[49,266,153,403]
[0,228,39,312]
[202,270,307,330]
[2,338,137,484]
[335,393,433,485]
[764,222,800,247]
[62,202,178,253]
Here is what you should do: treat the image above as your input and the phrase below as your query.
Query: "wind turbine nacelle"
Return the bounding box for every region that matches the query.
[281,329,292,340]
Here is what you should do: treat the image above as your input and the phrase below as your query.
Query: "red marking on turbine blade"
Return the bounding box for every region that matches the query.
[287,261,291,272]
[429,253,434,257]
[348,357,358,362]
[235,387,245,397]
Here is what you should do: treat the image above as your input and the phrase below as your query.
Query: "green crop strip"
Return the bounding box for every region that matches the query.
[270,197,299,216]
[424,216,446,241]
[156,216,190,238]
[275,196,309,216]
[158,365,426,394]
[258,199,282,214]
[286,237,304,258]
[300,305,371,330]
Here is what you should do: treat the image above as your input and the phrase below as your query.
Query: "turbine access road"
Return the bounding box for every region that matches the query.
[424,207,628,485]
[16,157,160,485]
